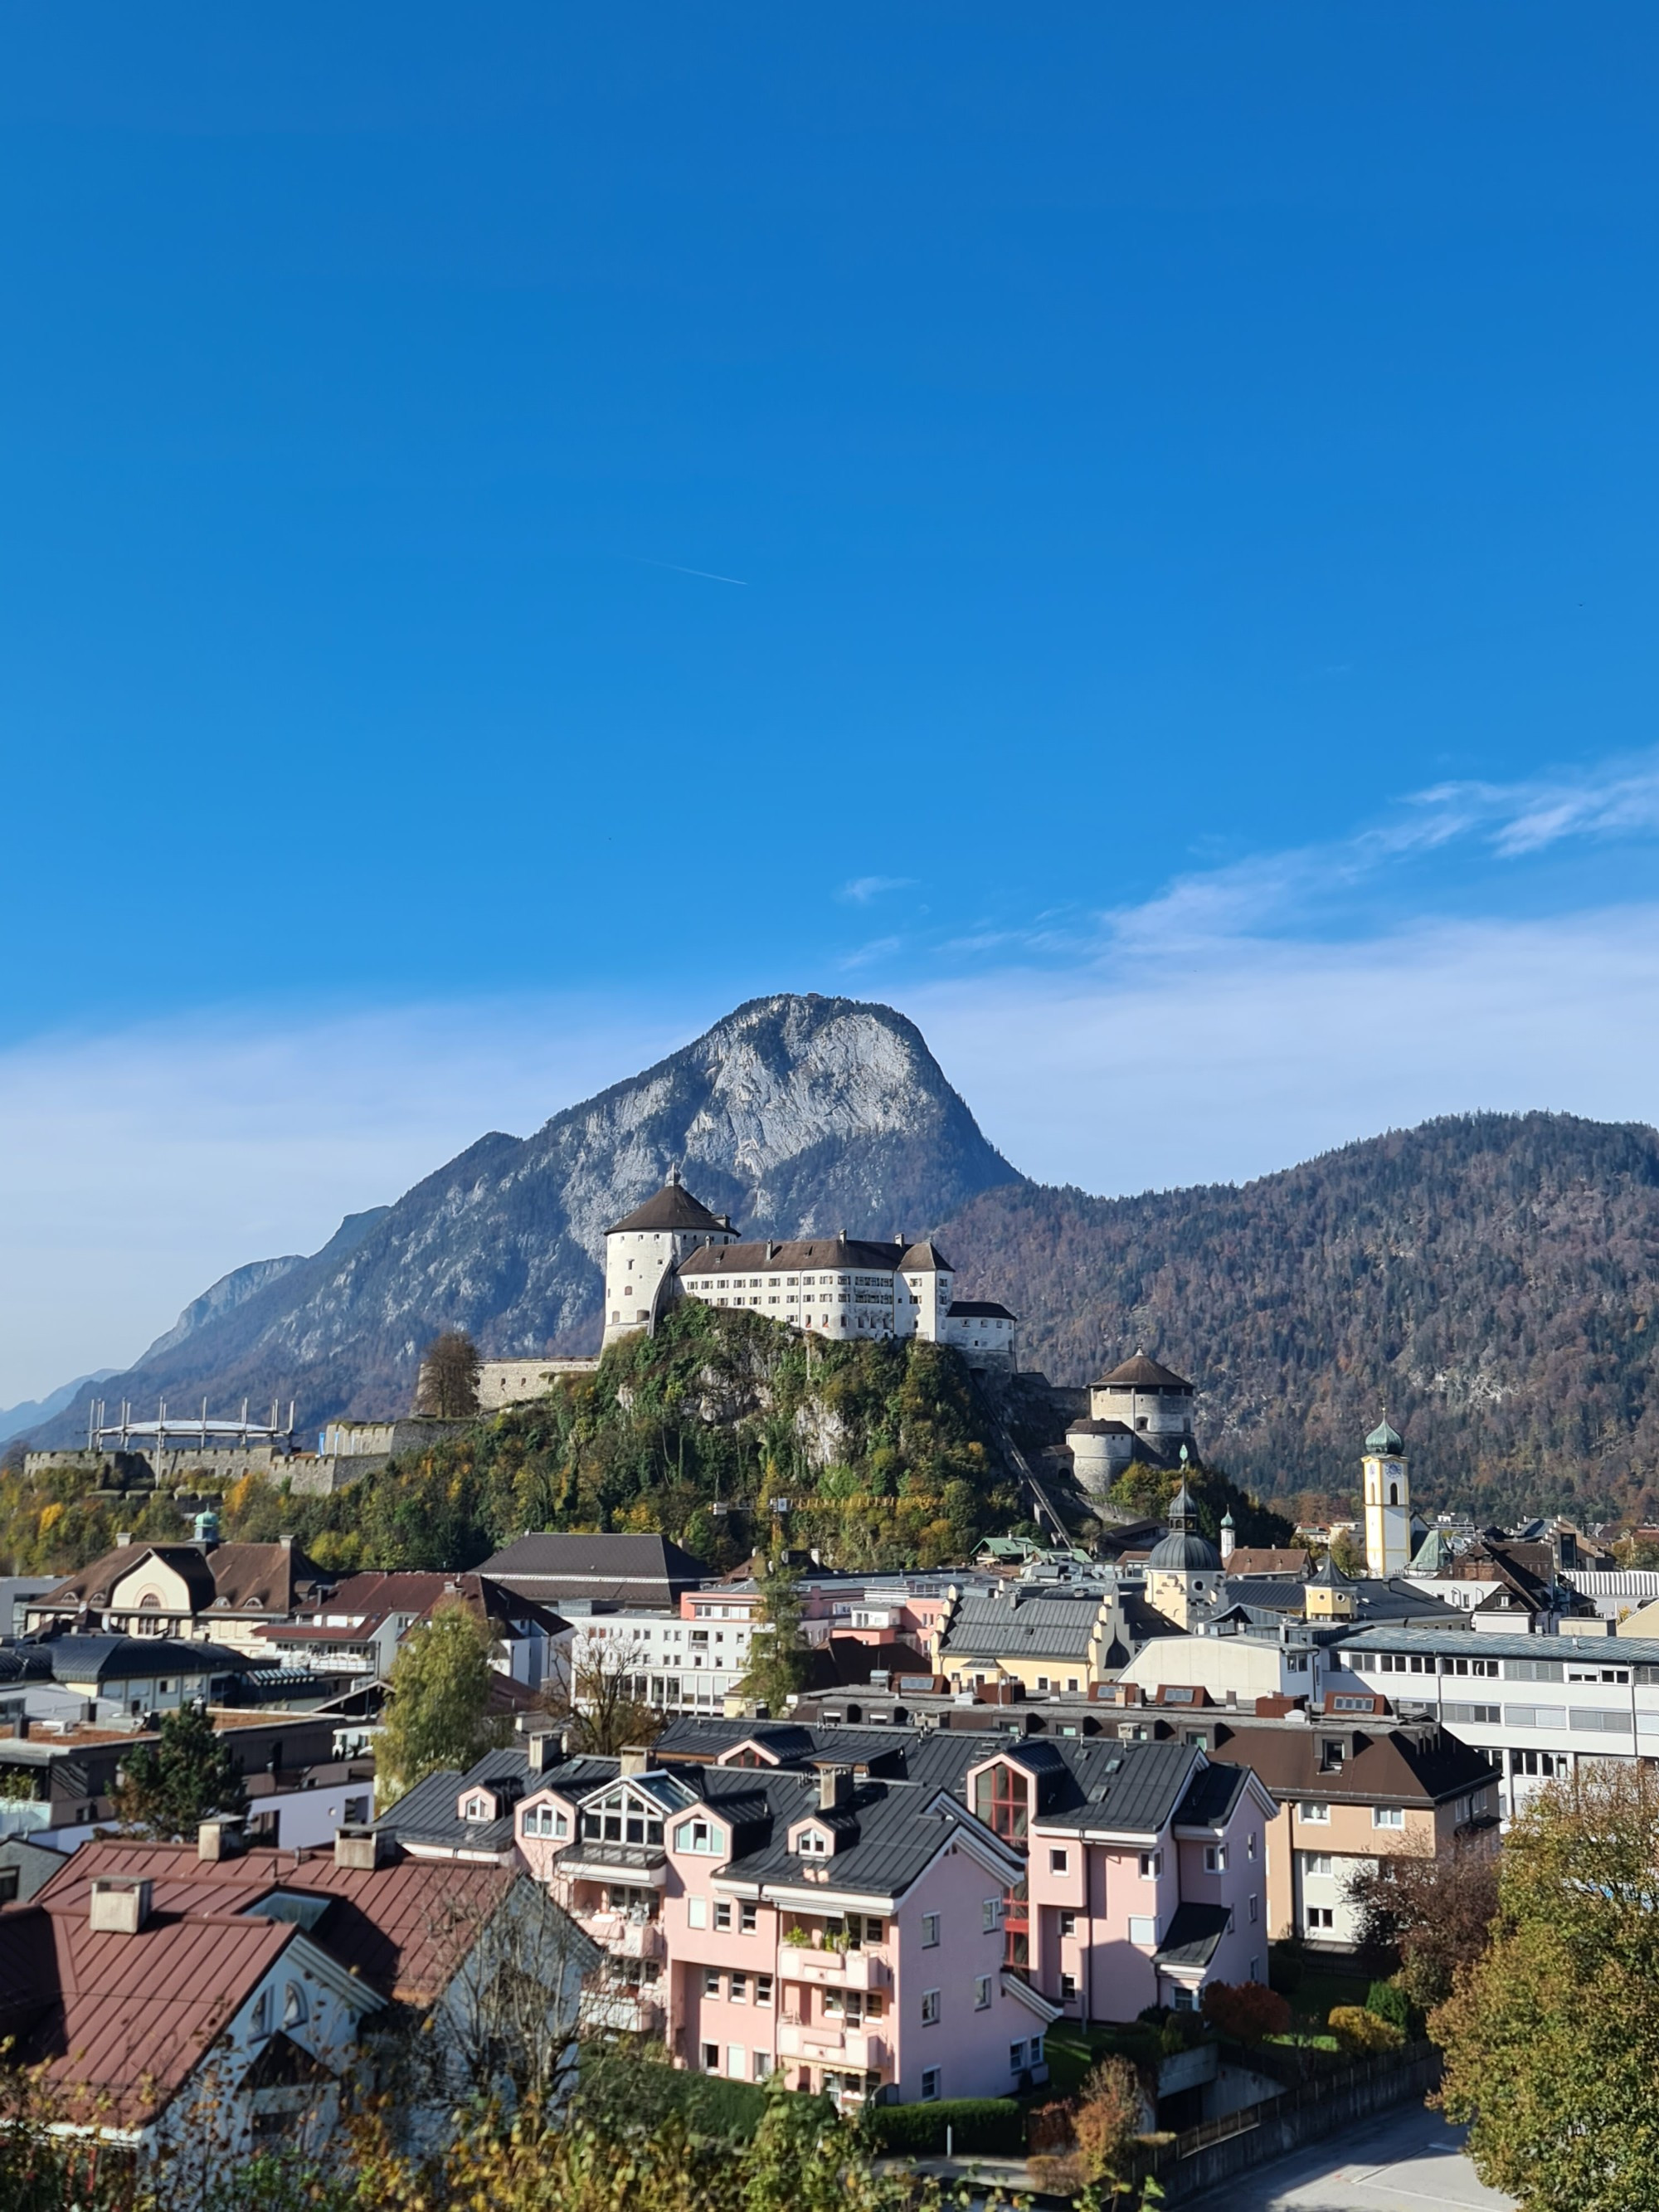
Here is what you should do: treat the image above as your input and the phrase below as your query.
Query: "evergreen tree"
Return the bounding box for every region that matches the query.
[112,1702,247,1839]
[741,1557,812,1713]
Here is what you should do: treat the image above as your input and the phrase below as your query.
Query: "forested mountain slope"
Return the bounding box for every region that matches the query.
[941,1112,1659,1525]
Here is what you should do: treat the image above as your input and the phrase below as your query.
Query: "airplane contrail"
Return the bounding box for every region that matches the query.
[631,557,749,586]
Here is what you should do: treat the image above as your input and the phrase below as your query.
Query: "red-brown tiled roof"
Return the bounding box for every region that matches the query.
[32,1838,516,2005]
[2,1899,296,2127]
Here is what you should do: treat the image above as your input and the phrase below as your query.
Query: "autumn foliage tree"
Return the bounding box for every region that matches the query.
[1200,1981,1291,2044]
[1348,1839,1500,2010]
[538,1635,664,1757]
[376,1600,510,1804]
[416,1328,482,1417]
[1436,1763,1659,2212]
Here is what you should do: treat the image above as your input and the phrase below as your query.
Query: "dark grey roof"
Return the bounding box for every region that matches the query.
[0,1648,53,1685]
[679,1235,906,1276]
[1094,1353,1194,1391]
[606,1176,731,1236]
[898,1240,955,1274]
[718,1773,995,1901]
[1148,1530,1220,1572]
[1024,1740,1204,1837]
[947,1301,1016,1320]
[940,1594,1107,1662]
[44,1635,254,1683]
[476,1532,707,1605]
[379,1747,623,1852]
[1068,1418,1134,1437]
[1155,1902,1233,1970]
[1173,1761,1249,1830]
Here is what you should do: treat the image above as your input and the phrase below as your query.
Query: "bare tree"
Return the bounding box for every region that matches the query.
[539,1634,665,1756]
[416,1329,482,1417]
[387,1878,600,2125]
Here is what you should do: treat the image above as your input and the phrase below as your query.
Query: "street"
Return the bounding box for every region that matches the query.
[1179,2102,1517,2212]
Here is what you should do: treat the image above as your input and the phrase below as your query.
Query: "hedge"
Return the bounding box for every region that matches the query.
[868,2098,1025,2156]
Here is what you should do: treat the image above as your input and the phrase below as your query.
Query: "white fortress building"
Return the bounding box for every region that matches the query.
[601,1168,1018,1369]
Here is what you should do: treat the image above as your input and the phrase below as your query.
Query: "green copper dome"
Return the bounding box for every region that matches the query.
[1365,1416,1404,1456]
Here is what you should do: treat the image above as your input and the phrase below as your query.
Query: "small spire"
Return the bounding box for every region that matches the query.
[667,1162,681,1186]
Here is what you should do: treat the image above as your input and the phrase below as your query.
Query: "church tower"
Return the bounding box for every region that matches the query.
[1144,1481,1221,1630]
[1361,1416,1411,1579]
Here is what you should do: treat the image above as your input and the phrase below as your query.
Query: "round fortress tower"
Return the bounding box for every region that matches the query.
[602,1167,737,1345]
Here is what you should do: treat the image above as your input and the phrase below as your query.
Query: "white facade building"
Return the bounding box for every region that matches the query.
[601,1177,1018,1368]
[564,1601,757,1715]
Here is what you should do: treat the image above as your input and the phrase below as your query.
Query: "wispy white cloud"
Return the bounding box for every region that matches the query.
[838,935,903,970]
[12,746,1659,1410]
[912,904,1659,1199]
[838,876,917,905]
[1097,748,1659,958]
[1408,759,1659,859]
[0,997,697,1406]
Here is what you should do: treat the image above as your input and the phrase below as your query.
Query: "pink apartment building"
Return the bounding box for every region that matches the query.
[513,1737,1056,2107]
[382,1718,1280,2107]
[959,1737,1280,2016]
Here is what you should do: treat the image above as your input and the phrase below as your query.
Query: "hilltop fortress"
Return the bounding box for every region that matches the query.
[600,1167,1019,1371]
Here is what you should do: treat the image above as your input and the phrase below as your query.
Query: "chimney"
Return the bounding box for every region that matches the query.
[2,1715,29,1741]
[819,1766,852,1809]
[619,1745,654,1777]
[527,1731,562,1774]
[334,1824,392,1871]
[114,1531,132,1549]
[89,1878,151,1935]
[766,1242,776,1261]
[197,1816,245,1862]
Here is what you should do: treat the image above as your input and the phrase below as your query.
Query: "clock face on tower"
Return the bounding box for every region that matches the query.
[1384,1462,1401,1483]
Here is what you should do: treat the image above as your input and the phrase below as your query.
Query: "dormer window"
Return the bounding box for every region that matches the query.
[463,1793,493,1823]
[971,1762,1029,1843]
[796,1826,831,1855]
[524,1805,569,1839]
[674,1818,722,1854]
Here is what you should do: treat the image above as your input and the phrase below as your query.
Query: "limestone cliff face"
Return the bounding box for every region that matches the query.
[34,996,1021,1438]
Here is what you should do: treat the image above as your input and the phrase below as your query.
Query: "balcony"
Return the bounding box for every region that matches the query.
[587,1911,666,1961]
[776,2020,891,2071]
[779,1946,892,1993]
[579,1990,666,2037]
[558,1846,668,1887]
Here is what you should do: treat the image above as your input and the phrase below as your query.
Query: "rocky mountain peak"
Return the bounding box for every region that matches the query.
[26,994,1022,1442]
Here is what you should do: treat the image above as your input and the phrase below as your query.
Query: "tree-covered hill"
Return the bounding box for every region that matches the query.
[0,1306,1022,1578]
[942,1110,1659,1527]
[0,1301,1293,1578]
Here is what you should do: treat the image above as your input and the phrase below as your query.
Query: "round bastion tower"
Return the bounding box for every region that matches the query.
[1068,1352,1196,1497]
[601,1167,738,1346]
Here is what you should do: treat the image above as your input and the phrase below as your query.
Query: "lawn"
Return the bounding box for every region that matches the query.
[1042,2020,1169,2100]
[1285,1960,1371,2033]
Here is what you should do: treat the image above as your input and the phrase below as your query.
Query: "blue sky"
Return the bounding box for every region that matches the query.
[7,6,1659,1400]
